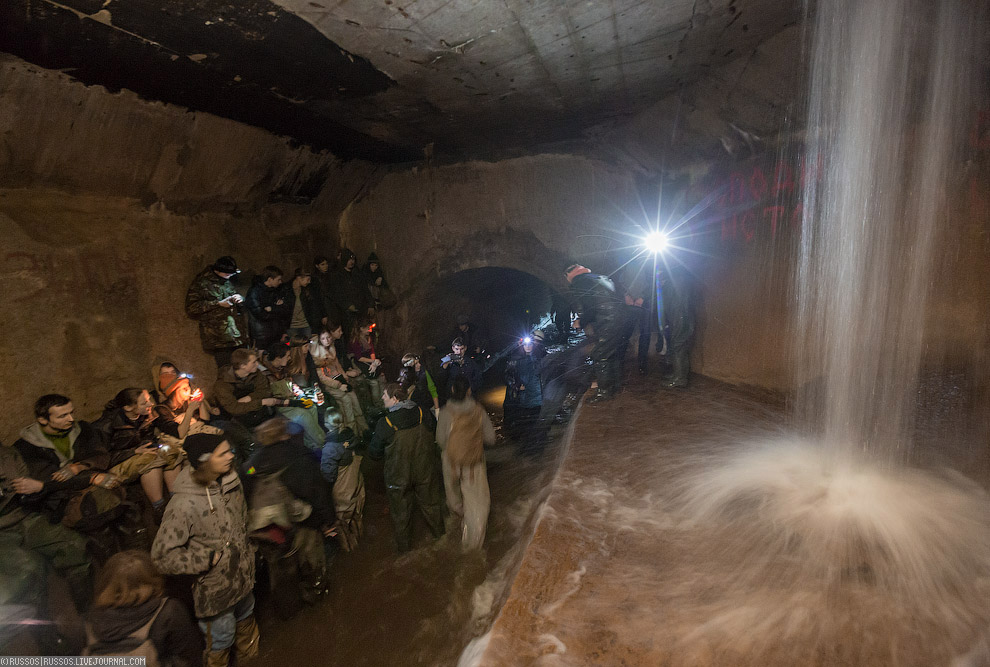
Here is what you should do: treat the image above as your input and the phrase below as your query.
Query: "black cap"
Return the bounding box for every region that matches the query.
[213,256,240,274]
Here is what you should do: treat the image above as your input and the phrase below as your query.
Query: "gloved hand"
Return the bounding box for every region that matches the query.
[288,398,314,409]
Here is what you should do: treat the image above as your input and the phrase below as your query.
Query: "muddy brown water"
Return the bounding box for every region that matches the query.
[255,376,575,667]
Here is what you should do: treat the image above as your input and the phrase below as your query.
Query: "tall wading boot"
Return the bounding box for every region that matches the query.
[234,616,260,662]
[205,648,231,667]
[663,349,689,388]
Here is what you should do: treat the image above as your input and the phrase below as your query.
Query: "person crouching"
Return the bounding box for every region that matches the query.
[151,434,258,667]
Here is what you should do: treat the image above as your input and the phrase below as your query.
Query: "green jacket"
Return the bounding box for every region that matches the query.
[185,267,246,351]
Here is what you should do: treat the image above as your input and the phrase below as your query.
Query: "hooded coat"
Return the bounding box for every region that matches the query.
[331,260,372,317]
[505,351,544,409]
[152,467,255,618]
[12,422,110,521]
[436,397,495,467]
[184,267,247,351]
[86,597,202,667]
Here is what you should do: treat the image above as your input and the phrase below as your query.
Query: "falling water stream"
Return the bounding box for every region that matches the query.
[673,0,990,664]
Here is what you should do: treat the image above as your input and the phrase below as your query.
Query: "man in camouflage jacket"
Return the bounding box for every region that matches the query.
[185,256,247,368]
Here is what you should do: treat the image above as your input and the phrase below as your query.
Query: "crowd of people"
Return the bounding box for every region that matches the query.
[0,250,693,665]
[0,250,547,666]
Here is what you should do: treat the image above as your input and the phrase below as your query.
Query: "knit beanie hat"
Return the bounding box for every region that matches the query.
[158,365,190,398]
[184,433,225,469]
[367,252,379,264]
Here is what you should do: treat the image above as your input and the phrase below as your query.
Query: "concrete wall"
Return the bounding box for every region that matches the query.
[0,57,379,442]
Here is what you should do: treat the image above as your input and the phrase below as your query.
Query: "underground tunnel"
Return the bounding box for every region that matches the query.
[2,0,990,665]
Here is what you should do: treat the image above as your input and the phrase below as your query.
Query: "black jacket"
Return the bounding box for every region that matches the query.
[94,407,180,468]
[441,357,482,400]
[311,269,342,328]
[569,272,627,331]
[87,597,202,667]
[242,439,334,530]
[330,267,371,316]
[12,421,110,521]
[246,278,292,346]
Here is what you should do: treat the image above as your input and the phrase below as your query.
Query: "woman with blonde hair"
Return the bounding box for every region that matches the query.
[310,324,369,437]
[84,550,201,665]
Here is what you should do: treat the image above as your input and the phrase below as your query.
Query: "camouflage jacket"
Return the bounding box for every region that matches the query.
[152,467,255,617]
[184,267,246,350]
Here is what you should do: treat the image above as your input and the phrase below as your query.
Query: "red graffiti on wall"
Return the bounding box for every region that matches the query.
[694,153,820,245]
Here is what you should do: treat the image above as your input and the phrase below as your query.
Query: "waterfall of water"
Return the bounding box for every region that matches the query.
[796,0,980,458]
[669,2,990,663]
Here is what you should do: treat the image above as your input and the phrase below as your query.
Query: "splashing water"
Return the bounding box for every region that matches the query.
[674,0,990,663]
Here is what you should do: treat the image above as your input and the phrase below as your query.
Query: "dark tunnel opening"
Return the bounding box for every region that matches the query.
[413,266,562,354]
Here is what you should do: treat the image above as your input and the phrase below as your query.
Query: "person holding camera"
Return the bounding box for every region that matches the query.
[184,256,247,369]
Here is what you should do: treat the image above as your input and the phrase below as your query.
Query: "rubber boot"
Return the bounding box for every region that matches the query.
[663,350,689,388]
[205,649,230,667]
[234,616,260,662]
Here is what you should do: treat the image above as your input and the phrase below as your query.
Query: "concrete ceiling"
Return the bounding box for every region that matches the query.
[0,0,801,163]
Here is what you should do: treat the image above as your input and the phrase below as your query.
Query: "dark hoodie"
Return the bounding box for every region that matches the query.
[331,250,372,316]
[242,439,334,531]
[87,597,201,667]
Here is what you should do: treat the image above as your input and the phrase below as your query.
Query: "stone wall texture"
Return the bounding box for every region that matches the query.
[0,57,378,441]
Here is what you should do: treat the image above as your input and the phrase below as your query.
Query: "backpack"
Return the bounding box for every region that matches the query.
[84,599,166,666]
[445,404,484,468]
[247,467,312,532]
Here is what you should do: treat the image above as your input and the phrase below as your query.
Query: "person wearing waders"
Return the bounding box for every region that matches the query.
[659,266,696,388]
[565,263,631,402]
[436,375,495,550]
[368,383,444,552]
